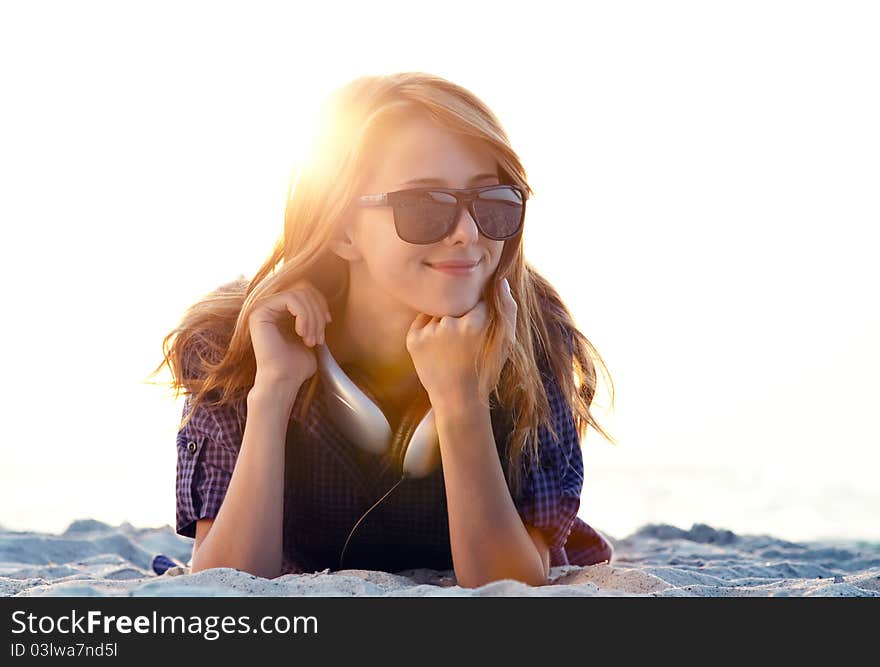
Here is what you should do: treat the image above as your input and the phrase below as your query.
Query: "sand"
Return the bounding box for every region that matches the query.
[2,519,878,597]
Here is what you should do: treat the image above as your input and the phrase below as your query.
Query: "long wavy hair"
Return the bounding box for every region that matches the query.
[149,71,616,498]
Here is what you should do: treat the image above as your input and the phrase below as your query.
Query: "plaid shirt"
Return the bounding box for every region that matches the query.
[175,351,612,574]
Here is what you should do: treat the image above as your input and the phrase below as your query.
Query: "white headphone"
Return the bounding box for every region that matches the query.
[316,343,441,478]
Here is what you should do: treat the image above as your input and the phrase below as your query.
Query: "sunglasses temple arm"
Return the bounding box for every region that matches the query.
[358,193,388,207]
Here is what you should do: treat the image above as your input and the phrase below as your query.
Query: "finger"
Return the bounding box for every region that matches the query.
[298,288,322,346]
[307,289,329,344]
[466,300,488,329]
[307,292,325,346]
[301,282,327,319]
[409,312,432,333]
[296,284,328,345]
[491,285,515,346]
[286,282,321,345]
[498,278,515,307]
[498,279,517,321]
[283,293,310,340]
[307,283,333,323]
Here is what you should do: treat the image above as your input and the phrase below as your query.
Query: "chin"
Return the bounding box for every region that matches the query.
[424,294,480,318]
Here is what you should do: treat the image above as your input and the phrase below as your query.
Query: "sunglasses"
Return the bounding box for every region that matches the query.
[356,184,526,245]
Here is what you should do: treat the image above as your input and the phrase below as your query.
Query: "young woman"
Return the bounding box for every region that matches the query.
[156,72,617,588]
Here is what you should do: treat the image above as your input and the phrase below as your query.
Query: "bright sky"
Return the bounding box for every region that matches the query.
[1,1,877,541]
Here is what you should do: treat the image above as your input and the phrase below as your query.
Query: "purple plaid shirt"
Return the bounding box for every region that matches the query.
[175,350,612,574]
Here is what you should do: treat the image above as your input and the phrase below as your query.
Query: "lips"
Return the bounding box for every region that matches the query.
[425,259,481,277]
[426,259,481,269]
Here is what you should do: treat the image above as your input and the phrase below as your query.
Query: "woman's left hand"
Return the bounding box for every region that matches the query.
[406,277,517,407]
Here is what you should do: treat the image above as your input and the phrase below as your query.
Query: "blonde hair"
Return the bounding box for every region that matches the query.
[149,71,616,498]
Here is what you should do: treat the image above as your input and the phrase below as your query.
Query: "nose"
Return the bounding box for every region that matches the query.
[443,203,480,245]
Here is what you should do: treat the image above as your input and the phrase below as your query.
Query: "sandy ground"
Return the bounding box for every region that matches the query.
[2,519,878,597]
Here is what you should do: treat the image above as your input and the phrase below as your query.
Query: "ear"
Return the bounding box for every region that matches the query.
[327,215,363,262]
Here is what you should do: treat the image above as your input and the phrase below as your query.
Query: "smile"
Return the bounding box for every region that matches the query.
[425,259,481,276]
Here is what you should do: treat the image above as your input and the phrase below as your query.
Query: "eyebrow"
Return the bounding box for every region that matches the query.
[399,173,499,187]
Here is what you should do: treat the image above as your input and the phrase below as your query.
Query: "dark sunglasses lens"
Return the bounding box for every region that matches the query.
[395,191,457,243]
[473,186,524,239]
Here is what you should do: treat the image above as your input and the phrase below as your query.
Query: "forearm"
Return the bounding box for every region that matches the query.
[190,380,301,579]
[433,398,547,588]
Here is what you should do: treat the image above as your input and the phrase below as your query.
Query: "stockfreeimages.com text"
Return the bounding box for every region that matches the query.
[11,610,317,641]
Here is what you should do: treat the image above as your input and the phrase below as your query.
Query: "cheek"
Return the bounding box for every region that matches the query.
[368,244,428,293]
[488,242,505,269]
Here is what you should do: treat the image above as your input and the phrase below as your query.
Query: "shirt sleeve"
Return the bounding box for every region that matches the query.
[513,367,584,564]
[175,393,244,538]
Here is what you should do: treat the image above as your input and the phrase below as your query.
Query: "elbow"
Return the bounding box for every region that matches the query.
[189,542,221,574]
[190,547,280,580]
[454,541,550,589]
[456,567,549,589]
[189,548,218,575]
[189,553,214,575]
[191,558,280,580]
[521,569,550,587]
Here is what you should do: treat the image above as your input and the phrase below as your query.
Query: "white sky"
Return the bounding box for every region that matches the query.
[1,1,877,540]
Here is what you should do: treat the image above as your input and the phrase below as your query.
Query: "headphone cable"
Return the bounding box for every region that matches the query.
[338,472,408,570]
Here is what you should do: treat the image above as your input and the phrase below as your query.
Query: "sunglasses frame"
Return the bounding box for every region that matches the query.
[356,183,527,244]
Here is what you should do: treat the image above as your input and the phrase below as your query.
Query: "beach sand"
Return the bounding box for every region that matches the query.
[2,519,878,597]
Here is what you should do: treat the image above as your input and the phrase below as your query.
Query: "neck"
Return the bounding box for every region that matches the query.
[324,271,423,403]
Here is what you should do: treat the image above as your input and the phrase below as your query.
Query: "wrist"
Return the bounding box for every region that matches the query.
[430,385,486,420]
[249,375,305,410]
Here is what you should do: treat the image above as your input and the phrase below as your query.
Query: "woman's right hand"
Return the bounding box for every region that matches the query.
[247,279,333,389]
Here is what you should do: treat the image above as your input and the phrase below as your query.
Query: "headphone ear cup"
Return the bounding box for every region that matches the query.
[388,394,431,477]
